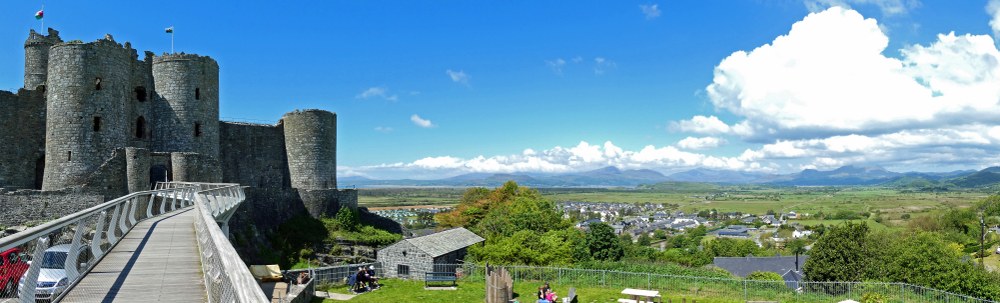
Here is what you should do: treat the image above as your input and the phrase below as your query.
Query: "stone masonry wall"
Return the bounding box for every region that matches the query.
[23,28,62,89]
[43,37,132,190]
[0,89,45,189]
[0,189,103,228]
[219,121,291,188]
[376,241,434,279]
[282,110,337,190]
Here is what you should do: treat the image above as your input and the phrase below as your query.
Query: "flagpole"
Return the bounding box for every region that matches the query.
[40,5,44,32]
[171,31,174,54]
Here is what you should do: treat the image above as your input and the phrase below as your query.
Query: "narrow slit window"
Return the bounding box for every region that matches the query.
[135,116,146,138]
[67,151,72,161]
[195,88,201,100]
[135,86,147,101]
[194,122,202,137]
[93,116,102,132]
[95,78,102,90]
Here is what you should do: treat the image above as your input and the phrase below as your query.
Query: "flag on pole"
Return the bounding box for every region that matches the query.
[165,26,174,33]
[35,10,44,20]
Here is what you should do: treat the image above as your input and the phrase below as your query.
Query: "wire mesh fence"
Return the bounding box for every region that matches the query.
[376,263,996,303]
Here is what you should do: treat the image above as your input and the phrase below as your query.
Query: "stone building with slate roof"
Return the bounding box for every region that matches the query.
[377,227,485,279]
[713,256,808,289]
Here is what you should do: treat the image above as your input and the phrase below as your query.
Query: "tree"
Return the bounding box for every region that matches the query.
[786,238,808,272]
[334,206,359,231]
[637,233,652,246]
[803,222,872,282]
[586,223,624,261]
[705,237,760,257]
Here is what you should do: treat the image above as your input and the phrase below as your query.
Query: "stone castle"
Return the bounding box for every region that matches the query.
[0,28,356,224]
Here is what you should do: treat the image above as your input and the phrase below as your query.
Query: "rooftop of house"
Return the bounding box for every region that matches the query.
[401,227,484,257]
[713,255,808,278]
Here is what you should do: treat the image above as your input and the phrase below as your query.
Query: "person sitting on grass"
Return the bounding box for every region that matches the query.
[545,289,558,303]
[348,270,365,294]
[365,265,380,289]
[356,267,371,292]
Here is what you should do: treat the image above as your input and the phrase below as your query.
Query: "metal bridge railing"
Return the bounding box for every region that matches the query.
[0,184,199,302]
[190,183,269,303]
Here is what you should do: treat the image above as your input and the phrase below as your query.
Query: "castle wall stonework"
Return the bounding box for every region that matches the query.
[43,37,133,190]
[0,189,103,228]
[152,54,220,158]
[282,110,337,190]
[24,28,62,89]
[0,89,45,189]
[219,122,290,188]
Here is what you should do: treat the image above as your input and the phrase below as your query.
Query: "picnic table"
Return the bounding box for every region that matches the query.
[618,288,662,303]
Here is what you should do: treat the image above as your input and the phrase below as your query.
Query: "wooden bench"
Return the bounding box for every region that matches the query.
[424,271,457,287]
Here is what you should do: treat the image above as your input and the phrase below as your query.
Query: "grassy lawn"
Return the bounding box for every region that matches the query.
[317,278,741,303]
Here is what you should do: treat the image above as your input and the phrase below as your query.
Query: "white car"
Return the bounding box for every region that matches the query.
[18,244,87,302]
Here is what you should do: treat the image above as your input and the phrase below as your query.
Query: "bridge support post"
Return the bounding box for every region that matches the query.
[19,237,49,302]
[65,220,87,282]
[107,204,121,243]
[91,211,108,260]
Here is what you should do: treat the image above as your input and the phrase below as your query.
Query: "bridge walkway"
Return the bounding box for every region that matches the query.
[60,208,205,303]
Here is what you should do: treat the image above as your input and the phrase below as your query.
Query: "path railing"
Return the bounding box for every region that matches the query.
[0,184,198,301]
[191,183,268,303]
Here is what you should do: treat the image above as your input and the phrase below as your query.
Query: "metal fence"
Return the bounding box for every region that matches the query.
[191,183,269,303]
[0,184,198,302]
[287,262,384,286]
[363,263,996,303]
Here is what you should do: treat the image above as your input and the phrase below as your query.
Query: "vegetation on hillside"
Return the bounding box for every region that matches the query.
[266,207,402,268]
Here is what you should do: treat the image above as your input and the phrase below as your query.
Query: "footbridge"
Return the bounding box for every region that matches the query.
[0,182,270,302]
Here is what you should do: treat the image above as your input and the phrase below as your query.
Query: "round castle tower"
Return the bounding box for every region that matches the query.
[42,36,132,190]
[24,28,62,90]
[151,53,220,158]
[282,110,337,189]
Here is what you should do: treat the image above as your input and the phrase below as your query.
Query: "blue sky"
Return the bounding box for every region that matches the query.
[3,1,1000,179]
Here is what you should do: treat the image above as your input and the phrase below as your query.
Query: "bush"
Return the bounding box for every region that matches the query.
[746,271,783,281]
[860,292,887,303]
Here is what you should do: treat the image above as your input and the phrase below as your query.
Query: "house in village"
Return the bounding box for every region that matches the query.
[376,227,485,279]
[713,255,808,289]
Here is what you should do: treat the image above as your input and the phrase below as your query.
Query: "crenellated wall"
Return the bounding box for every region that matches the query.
[219,121,291,188]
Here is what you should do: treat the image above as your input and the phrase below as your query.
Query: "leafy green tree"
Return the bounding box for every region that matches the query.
[803,222,872,282]
[786,238,808,271]
[334,206,359,231]
[746,271,784,281]
[586,223,624,261]
[886,232,968,292]
[705,237,760,257]
[637,233,652,246]
[653,230,668,240]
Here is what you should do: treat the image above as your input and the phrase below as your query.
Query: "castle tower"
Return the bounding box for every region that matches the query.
[282,110,337,189]
[42,36,132,190]
[151,54,220,158]
[24,28,62,90]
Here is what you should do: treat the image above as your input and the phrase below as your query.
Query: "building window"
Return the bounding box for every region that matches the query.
[195,88,201,100]
[67,151,72,161]
[397,264,410,276]
[95,78,102,90]
[135,86,147,101]
[135,116,146,138]
[93,117,102,132]
[36,85,45,94]
[194,123,202,137]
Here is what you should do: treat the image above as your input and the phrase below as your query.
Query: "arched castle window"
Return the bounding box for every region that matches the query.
[195,88,201,100]
[95,78,102,90]
[93,116,102,132]
[194,122,202,137]
[135,87,147,102]
[135,116,146,138]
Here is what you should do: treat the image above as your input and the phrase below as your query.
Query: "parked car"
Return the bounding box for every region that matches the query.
[18,244,88,302]
[0,248,29,297]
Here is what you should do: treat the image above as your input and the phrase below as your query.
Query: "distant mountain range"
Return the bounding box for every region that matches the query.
[341,165,996,188]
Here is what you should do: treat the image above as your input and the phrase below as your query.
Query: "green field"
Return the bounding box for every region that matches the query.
[358,186,990,227]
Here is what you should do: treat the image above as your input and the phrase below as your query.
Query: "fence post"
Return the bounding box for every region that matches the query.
[743,279,748,302]
[602,270,606,287]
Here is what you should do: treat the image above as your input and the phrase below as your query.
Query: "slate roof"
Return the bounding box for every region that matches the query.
[404,227,485,258]
[712,256,808,278]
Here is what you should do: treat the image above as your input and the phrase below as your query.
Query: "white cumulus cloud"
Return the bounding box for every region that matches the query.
[356,86,398,101]
[678,137,726,150]
[410,114,434,128]
[804,0,920,16]
[640,4,661,20]
[446,69,469,85]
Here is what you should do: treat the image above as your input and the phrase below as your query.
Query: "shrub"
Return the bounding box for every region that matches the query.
[860,292,887,303]
[746,271,783,281]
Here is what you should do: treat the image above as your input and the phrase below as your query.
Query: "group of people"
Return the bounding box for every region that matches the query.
[536,282,559,303]
[349,265,380,293]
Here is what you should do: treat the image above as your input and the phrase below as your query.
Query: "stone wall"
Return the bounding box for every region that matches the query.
[0,89,45,189]
[0,189,103,228]
[282,110,337,190]
[43,36,133,190]
[23,28,62,89]
[151,54,220,158]
[376,241,434,279]
[218,121,290,188]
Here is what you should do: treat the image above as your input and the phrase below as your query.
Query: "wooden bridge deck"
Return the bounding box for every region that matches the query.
[60,208,206,303]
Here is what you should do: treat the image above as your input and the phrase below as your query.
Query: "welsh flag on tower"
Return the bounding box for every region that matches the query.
[34,9,43,20]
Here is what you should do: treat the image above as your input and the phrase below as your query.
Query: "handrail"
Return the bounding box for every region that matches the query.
[187,182,269,303]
